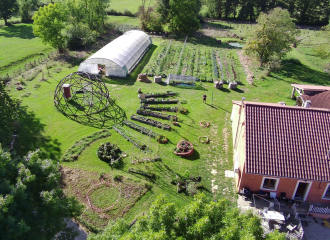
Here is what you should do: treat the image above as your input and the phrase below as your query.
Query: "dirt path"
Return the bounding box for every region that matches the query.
[237,50,254,85]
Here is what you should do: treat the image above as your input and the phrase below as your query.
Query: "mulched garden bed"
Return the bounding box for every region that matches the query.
[131,115,171,131]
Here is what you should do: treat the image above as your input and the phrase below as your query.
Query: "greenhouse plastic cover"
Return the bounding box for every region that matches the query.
[79,30,152,74]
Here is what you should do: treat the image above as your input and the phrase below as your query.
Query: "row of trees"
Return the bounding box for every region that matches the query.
[138,0,202,35]
[88,193,286,240]
[204,0,330,25]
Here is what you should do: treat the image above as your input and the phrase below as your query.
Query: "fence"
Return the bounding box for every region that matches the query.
[0,50,59,81]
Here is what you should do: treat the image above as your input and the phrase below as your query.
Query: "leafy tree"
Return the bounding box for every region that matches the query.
[0,82,19,149]
[138,0,163,32]
[88,193,284,240]
[33,3,67,52]
[156,0,170,23]
[0,0,19,25]
[168,0,201,35]
[244,7,300,66]
[0,146,83,240]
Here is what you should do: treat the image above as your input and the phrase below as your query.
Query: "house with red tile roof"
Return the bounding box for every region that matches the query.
[291,84,330,109]
[231,100,330,203]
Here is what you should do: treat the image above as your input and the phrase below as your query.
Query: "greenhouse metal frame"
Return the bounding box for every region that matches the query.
[78,30,152,78]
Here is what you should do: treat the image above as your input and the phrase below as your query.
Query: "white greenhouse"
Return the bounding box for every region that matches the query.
[78,30,152,78]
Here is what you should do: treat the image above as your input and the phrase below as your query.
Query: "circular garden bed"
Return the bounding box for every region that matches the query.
[86,182,121,212]
[174,140,194,157]
[199,121,210,127]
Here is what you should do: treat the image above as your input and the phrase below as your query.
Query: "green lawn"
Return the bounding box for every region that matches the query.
[0,23,53,77]
[108,0,156,13]
[4,20,330,231]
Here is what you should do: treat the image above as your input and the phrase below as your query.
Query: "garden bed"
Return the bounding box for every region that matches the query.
[128,168,155,178]
[113,125,148,150]
[174,140,194,157]
[131,115,171,131]
[143,91,176,98]
[142,104,178,112]
[123,120,157,138]
[140,98,179,104]
[136,109,177,121]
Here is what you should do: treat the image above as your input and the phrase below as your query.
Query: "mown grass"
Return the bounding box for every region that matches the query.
[0,23,53,76]
[5,19,330,231]
[107,0,156,14]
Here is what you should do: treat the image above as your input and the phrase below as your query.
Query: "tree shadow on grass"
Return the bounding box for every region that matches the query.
[0,24,35,39]
[14,106,62,160]
[272,62,330,86]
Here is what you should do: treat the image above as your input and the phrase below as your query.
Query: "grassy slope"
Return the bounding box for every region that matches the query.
[0,23,53,76]
[6,19,330,227]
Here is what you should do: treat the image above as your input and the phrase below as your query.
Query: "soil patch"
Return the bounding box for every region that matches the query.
[60,166,148,230]
[237,50,254,84]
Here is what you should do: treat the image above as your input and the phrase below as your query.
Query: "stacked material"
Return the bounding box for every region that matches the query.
[154,75,162,83]
[137,73,151,83]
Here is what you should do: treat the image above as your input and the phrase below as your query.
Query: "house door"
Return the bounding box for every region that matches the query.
[293,182,311,201]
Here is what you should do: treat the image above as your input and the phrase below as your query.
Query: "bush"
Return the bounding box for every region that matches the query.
[145,182,152,190]
[97,142,121,163]
[114,174,123,182]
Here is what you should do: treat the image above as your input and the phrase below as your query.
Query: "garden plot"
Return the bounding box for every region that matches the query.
[60,167,149,230]
[143,39,245,84]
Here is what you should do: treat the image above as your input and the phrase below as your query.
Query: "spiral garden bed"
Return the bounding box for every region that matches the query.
[174,140,194,157]
[86,181,121,212]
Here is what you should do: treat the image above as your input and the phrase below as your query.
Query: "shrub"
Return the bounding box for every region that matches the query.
[114,174,123,182]
[97,142,121,163]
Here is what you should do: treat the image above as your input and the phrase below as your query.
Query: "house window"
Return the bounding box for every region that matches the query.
[260,177,279,191]
[322,183,330,200]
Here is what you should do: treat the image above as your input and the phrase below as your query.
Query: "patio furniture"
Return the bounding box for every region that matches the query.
[270,192,277,199]
[286,223,297,231]
[262,210,285,222]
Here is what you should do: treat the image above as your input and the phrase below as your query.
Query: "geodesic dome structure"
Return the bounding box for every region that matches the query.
[78,30,152,78]
[54,72,111,116]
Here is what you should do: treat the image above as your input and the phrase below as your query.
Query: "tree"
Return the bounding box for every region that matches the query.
[0,82,19,149]
[138,0,163,32]
[88,193,284,239]
[156,0,170,23]
[244,7,300,66]
[168,0,201,35]
[0,146,83,240]
[0,0,19,25]
[32,3,67,52]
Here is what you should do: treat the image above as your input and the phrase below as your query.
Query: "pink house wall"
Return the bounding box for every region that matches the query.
[239,171,330,203]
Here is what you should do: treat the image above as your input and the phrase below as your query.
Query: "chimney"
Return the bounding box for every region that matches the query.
[278,101,286,105]
[304,100,311,108]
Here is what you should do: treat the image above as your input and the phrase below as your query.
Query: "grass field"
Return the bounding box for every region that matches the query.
[0,23,53,76]
[108,0,156,14]
[3,17,330,232]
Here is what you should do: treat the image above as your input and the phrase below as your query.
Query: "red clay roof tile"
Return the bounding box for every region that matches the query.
[245,102,330,181]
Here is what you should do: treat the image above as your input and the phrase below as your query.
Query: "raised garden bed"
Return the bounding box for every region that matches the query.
[136,109,177,121]
[174,140,194,157]
[113,125,148,150]
[131,156,161,164]
[143,91,176,98]
[131,115,171,131]
[140,98,178,104]
[123,120,158,138]
[142,104,178,112]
